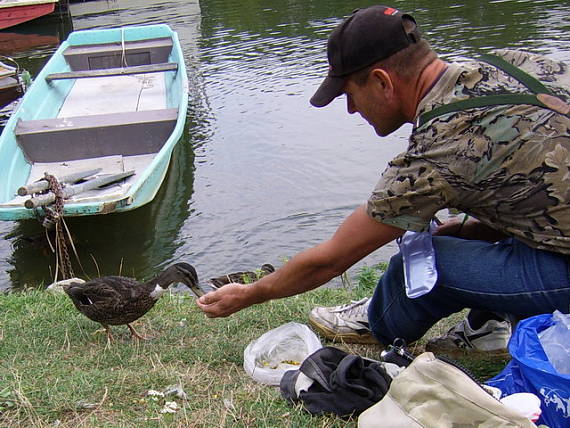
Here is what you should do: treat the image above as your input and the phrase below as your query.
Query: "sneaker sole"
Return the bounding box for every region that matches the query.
[308,318,380,345]
[425,342,510,359]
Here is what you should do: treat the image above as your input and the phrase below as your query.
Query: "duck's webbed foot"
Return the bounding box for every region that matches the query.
[127,323,153,341]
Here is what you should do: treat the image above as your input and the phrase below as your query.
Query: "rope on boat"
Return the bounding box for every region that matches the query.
[42,173,75,280]
[24,169,132,281]
[120,27,128,68]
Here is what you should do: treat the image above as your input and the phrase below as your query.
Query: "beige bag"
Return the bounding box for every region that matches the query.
[358,352,537,428]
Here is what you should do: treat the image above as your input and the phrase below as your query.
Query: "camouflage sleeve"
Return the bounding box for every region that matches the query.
[366,151,452,232]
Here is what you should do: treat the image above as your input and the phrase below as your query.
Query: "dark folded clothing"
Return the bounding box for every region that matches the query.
[280,346,392,417]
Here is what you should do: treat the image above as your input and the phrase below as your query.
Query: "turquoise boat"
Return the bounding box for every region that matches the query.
[0,23,188,220]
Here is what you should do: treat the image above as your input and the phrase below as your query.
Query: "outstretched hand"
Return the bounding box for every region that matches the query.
[196,206,405,318]
[196,283,253,318]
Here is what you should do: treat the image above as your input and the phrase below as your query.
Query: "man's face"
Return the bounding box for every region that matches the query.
[343,71,405,137]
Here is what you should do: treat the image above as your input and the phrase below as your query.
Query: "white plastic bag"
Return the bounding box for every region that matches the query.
[243,322,322,385]
[538,310,570,374]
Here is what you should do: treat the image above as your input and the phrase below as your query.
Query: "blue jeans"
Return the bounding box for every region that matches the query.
[368,237,570,346]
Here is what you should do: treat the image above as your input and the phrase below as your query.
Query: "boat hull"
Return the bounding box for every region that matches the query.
[0,24,189,220]
[0,1,57,30]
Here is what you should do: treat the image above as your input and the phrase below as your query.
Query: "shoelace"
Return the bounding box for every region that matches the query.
[331,298,370,318]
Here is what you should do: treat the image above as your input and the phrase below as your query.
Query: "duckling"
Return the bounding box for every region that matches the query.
[209,263,275,288]
[63,262,202,341]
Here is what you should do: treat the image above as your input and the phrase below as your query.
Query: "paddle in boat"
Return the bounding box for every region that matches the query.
[0,23,189,221]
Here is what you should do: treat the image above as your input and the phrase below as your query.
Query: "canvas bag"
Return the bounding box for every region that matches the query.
[358,352,538,428]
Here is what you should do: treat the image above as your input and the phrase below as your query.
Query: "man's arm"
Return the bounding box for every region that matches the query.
[196,204,404,318]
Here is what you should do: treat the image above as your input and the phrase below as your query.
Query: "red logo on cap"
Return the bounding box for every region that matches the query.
[384,7,398,15]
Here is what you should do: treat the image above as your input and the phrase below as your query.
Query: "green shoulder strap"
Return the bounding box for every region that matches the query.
[478,53,552,95]
[417,53,567,128]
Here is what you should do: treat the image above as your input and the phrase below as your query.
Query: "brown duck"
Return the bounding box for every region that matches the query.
[63,262,202,341]
[209,263,275,288]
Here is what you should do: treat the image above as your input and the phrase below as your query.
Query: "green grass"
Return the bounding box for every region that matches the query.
[0,265,509,427]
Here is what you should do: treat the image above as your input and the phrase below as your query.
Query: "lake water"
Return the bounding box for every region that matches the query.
[0,0,568,291]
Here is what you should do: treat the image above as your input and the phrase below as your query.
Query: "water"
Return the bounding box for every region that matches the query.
[0,0,568,290]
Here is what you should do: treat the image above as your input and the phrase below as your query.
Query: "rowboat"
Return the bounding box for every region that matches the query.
[0,0,59,30]
[0,23,189,221]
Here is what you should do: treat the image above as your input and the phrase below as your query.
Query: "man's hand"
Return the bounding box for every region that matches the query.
[434,216,507,242]
[196,283,253,318]
[433,216,468,237]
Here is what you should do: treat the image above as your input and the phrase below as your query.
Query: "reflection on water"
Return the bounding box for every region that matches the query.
[0,0,569,290]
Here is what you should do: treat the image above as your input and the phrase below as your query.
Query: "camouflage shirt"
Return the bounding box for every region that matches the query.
[368,49,570,254]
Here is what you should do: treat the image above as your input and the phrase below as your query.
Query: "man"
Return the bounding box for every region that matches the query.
[197,5,570,355]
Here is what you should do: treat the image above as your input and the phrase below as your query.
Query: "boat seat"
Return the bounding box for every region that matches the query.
[63,37,174,71]
[45,62,178,81]
[15,108,178,163]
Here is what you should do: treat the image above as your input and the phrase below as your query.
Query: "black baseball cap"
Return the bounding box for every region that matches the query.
[310,5,420,107]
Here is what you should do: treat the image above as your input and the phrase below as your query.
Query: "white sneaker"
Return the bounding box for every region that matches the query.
[426,316,511,357]
[308,298,379,344]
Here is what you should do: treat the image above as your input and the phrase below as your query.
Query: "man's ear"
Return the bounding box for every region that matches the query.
[370,68,393,94]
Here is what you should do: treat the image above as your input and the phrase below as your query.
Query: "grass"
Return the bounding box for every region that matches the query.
[0,264,510,427]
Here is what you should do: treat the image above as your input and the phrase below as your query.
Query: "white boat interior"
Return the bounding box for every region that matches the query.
[0,61,17,78]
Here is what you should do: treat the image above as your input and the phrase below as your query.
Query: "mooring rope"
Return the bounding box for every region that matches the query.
[120,27,128,68]
[42,173,75,280]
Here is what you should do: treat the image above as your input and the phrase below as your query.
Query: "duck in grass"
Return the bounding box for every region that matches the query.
[63,262,203,342]
[209,263,275,288]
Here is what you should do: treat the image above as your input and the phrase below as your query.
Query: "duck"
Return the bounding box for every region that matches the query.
[209,263,275,288]
[63,262,202,341]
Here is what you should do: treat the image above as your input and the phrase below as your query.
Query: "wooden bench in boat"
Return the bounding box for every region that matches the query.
[45,62,178,81]
[63,37,174,71]
[15,108,178,163]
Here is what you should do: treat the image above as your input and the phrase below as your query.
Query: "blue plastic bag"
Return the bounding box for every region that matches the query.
[487,314,570,428]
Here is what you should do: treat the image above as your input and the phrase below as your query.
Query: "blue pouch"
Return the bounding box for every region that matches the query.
[487,314,570,428]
